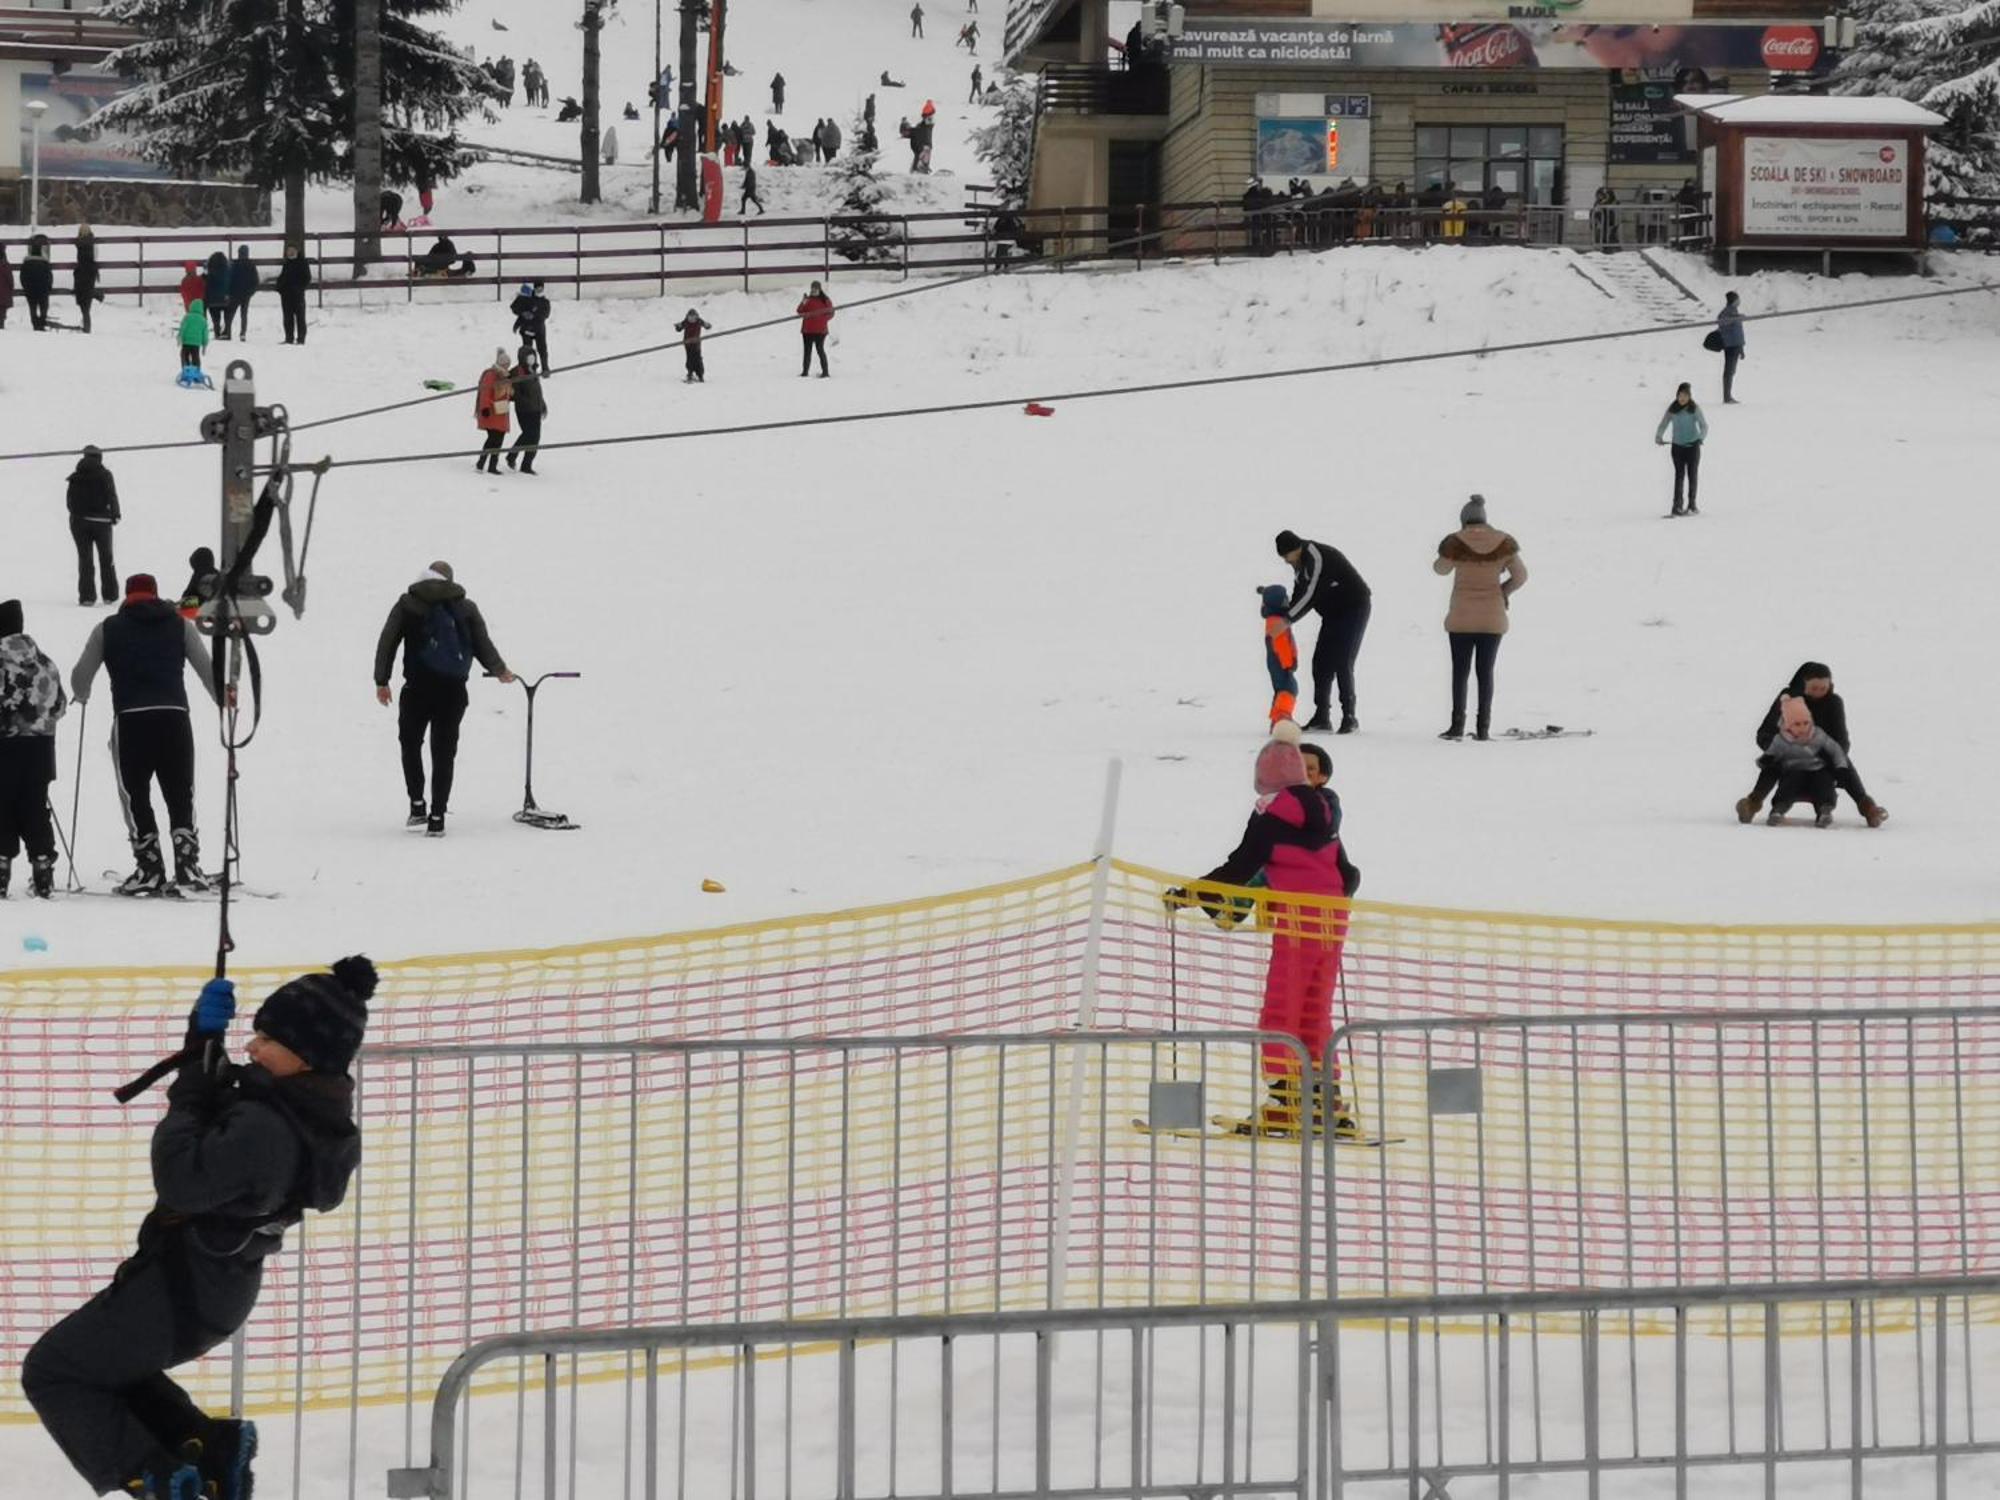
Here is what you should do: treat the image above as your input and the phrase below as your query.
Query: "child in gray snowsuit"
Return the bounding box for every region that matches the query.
[1758,696,1883,828]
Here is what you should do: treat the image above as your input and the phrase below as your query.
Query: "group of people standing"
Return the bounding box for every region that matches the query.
[173,244,315,369]
[0,226,101,333]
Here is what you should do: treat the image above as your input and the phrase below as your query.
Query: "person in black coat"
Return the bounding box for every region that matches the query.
[203,252,231,339]
[23,957,371,1500]
[508,279,551,372]
[275,244,312,345]
[227,246,260,340]
[1273,529,1373,734]
[505,354,546,474]
[65,445,121,606]
[20,234,54,331]
[1735,661,1883,825]
[73,225,100,333]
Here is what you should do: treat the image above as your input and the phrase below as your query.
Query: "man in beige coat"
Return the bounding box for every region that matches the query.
[1432,495,1526,740]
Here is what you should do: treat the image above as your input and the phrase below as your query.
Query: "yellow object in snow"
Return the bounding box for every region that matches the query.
[701,878,726,893]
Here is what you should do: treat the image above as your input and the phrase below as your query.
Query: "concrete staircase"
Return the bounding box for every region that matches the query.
[1571,250,1702,326]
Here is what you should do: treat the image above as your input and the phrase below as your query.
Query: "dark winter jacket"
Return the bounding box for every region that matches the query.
[509,289,551,333]
[1755,662,1849,753]
[19,250,53,299]
[229,251,261,302]
[276,253,313,298]
[0,631,67,740]
[73,235,98,302]
[71,598,218,714]
[373,577,509,687]
[66,450,120,522]
[675,314,711,344]
[510,367,546,420]
[0,252,13,311]
[148,1060,360,1266]
[204,252,230,308]
[1283,538,1371,620]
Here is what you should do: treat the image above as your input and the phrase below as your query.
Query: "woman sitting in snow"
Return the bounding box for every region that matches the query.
[1735,661,1885,827]
[1753,695,1886,830]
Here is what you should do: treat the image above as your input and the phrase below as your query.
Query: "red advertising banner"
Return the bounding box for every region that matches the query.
[1168,19,1834,72]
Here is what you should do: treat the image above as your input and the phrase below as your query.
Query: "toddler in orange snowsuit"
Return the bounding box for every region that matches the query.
[1260,585,1298,726]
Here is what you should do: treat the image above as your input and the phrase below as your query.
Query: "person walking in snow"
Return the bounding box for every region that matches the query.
[69,573,219,894]
[66,445,121,607]
[20,236,53,331]
[225,245,260,340]
[675,307,712,382]
[0,599,67,901]
[73,225,100,334]
[1432,495,1526,742]
[203,252,231,340]
[0,242,14,329]
[509,279,552,373]
[770,72,786,113]
[969,64,984,102]
[823,117,842,160]
[276,243,312,345]
[1734,662,1885,827]
[740,161,767,216]
[911,2,925,36]
[505,353,545,474]
[179,298,211,376]
[23,956,373,1500]
[177,260,204,311]
[1162,722,1361,1139]
[797,281,834,377]
[1654,381,1708,517]
[1754,696,1885,829]
[1274,529,1372,734]
[473,350,514,474]
[373,561,514,836]
[1715,290,1745,404]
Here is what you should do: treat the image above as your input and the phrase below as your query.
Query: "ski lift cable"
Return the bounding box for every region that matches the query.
[281,277,2000,475]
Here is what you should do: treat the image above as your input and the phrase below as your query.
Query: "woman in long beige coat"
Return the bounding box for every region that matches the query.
[1432,494,1527,740]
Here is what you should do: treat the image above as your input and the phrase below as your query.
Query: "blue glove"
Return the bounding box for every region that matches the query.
[194,977,237,1036]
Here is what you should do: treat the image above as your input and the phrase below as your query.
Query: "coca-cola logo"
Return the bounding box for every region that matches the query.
[1760,27,1821,70]
[1447,25,1529,68]
[1879,145,1896,163]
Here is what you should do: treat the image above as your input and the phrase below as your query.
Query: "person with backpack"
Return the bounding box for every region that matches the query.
[373,562,514,836]
[227,246,261,340]
[1714,290,1745,403]
[276,243,312,345]
[0,599,68,900]
[66,445,121,606]
[69,573,220,893]
[23,955,373,1500]
[473,349,513,473]
[674,307,712,382]
[505,352,545,474]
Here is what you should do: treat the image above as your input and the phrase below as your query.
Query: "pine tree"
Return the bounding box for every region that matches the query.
[1835,0,2000,195]
[829,111,906,264]
[330,0,503,194]
[969,70,1036,208]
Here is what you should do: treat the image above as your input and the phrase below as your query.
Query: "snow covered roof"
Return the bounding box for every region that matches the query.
[1675,94,1946,128]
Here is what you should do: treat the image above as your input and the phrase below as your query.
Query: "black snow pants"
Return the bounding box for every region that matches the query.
[684,344,705,381]
[511,411,543,472]
[1753,758,1873,815]
[113,709,197,842]
[1670,444,1701,511]
[1448,631,1501,731]
[71,516,118,604]
[26,291,50,329]
[801,332,828,376]
[23,1228,261,1495]
[280,291,307,344]
[0,736,57,861]
[1310,600,1370,722]
[399,673,471,813]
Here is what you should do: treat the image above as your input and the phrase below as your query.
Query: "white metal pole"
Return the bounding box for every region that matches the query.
[1047,757,1123,1322]
[28,115,43,233]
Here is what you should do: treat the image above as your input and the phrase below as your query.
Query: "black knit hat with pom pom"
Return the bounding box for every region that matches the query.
[252,955,377,1076]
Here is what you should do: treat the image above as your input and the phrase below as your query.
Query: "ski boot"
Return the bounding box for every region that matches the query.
[1814,806,1835,829]
[116,834,168,896]
[406,799,428,829]
[31,855,57,899]
[201,1418,258,1500]
[1316,1080,1363,1142]
[1229,1077,1309,1139]
[172,828,213,892]
[123,1452,204,1499]
[1734,796,1761,824]
[1766,803,1791,826]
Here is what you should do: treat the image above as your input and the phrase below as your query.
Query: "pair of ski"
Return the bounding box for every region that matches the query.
[1132,1116,1402,1149]
[67,871,281,902]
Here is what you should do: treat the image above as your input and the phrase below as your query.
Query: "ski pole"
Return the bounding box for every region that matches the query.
[64,699,87,892]
[44,795,81,892]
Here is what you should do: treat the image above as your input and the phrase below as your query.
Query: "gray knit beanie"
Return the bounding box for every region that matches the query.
[1460,494,1487,527]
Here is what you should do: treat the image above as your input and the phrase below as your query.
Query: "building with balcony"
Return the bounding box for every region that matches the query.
[1006,0,1846,247]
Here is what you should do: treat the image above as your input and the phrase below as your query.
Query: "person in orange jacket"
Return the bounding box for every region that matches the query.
[473,349,513,473]
[1259,585,1299,727]
[177,262,204,311]
[795,281,834,378]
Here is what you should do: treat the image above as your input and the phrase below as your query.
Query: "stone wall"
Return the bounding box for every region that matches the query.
[0,177,269,228]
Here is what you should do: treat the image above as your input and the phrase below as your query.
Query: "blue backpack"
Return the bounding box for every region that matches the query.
[413,600,473,680]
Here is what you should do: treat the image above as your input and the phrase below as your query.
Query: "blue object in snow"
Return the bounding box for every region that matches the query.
[23,935,48,953]
[177,365,214,390]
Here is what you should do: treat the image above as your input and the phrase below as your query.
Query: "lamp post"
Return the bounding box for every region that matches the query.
[24,98,48,232]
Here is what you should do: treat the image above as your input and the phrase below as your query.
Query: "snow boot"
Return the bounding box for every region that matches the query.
[1473,715,1491,742]
[172,828,212,892]
[1766,803,1791,826]
[1337,715,1359,735]
[1439,717,1465,741]
[1229,1077,1309,1139]
[202,1418,257,1500]
[426,812,446,838]
[1302,712,1333,732]
[406,799,428,829]
[1735,796,1760,824]
[1861,801,1889,829]
[31,855,57,898]
[1814,806,1835,829]
[123,1452,204,1499]
[116,834,168,895]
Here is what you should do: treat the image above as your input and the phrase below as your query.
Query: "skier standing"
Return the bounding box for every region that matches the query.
[203,252,230,339]
[373,561,515,836]
[1716,291,1745,404]
[66,445,121,607]
[73,224,99,334]
[20,236,53,330]
[509,279,551,373]
[1431,495,1526,741]
[1273,529,1372,734]
[797,281,834,376]
[179,298,211,376]
[1653,382,1708,516]
[675,307,712,382]
[276,244,312,345]
[1164,722,1361,1138]
[505,353,545,474]
[0,599,67,900]
[69,573,219,893]
[473,350,513,473]
[227,246,260,341]
[23,956,373,1500]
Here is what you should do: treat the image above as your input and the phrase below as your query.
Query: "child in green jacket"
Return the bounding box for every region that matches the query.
[179,300,211,371]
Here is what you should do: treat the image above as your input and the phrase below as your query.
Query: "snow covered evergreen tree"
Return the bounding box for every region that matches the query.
[1835,0,2000,196]
[969,70,1035,208]
[829,111,906,265]
[330,0,502,192]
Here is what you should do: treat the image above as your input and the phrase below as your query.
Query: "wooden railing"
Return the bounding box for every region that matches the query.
[1035,62,1170,116]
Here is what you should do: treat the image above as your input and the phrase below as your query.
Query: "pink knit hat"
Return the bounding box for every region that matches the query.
[1254,721,1308,796]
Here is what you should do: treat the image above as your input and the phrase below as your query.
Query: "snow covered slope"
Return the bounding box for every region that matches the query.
[2,245,1997,974]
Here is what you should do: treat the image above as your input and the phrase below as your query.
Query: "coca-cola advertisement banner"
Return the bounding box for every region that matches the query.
[1168,19,1836,73]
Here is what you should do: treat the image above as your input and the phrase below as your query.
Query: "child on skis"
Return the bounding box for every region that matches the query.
[178,300,210,381]
[24,956,374,1500]
[1259,584,1299,727]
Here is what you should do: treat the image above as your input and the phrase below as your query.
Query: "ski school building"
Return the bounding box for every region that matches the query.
[1004,0,1850,247]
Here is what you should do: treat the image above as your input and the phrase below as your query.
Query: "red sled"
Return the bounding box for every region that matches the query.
[1024,402,1054,417]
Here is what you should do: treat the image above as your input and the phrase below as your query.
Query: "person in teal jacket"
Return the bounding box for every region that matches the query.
[1653,382,1708,517]
[178,299,212,374]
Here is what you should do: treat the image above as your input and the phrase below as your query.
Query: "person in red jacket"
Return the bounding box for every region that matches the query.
[796,281,834,377]
[473,349,513,474]
[177,262,204,311]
